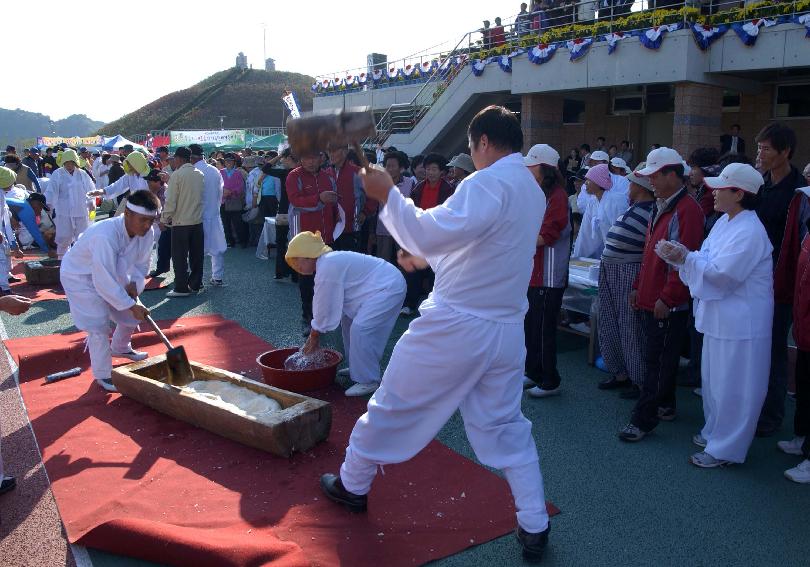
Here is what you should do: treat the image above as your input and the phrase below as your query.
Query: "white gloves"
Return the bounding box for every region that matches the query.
[654,239,689,267]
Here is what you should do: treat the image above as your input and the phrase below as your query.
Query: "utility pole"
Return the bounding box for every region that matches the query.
[261,22,267,69]
[219,115,226,130]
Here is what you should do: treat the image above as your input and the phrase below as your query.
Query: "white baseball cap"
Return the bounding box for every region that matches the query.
[703,162,765,194]
[610,157,631,173]
[524,144,560,167]
[636,147,684,176]
[589,150,610,162]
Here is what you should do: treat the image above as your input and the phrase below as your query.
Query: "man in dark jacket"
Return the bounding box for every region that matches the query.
[618,148,705,442]
[755,123,806,436]
[720,124,746,156]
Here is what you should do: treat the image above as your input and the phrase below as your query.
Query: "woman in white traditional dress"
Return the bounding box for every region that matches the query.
[656,163,773,468]
[48,149,95,257]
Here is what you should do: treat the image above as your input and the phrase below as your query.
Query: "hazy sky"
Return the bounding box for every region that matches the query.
[2,1,518,124]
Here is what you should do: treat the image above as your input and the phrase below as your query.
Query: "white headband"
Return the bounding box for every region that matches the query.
[125,201,161,218]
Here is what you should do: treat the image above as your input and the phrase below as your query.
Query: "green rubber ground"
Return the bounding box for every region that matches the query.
[3,246,807,567]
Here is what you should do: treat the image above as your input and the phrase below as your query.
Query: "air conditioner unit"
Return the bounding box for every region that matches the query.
[613,94,645,114]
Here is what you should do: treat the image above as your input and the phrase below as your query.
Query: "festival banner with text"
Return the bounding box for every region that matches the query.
[38,135,102,148]
[169,130,246,147]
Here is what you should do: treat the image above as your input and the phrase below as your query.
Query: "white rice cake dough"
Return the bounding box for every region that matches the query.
[183,380,283,422]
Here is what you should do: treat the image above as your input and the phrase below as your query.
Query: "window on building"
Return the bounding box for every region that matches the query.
[612,86,644,115]
[646,84,674,113]
[775,84,810,118]
[563,99,585,124]
[722,90,741,112]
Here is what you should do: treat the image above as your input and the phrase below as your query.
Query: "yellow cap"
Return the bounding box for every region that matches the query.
[124,152,149,176]
[0,166,17,189]
[60,148,81,166]
[285,231,332,266]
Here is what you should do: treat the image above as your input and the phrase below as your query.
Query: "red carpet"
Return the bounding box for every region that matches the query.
[4,315,557,567]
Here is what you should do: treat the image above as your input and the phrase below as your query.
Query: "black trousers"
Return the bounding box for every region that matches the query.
[220,206,248,247]
[155,228,172,274]
[404,268,434,310]
[795,349,810,459]
[275,224,292,278]
[524,286,564,389]
[759,302,793,431]
[170,223,204,293]
[299,274,315,321]
[631,310,689,432]
[333,232,358,252]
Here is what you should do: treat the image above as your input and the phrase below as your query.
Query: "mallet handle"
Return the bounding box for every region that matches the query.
[144,315,174,351]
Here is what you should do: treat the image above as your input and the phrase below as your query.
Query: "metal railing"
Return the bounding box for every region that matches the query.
[366,31,474,147]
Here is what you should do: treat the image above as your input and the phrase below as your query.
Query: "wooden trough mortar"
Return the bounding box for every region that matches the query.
[24,258,61,285]
[111,355,332,457]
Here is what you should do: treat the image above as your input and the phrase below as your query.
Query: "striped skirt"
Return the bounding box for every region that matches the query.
[598,262,646,386]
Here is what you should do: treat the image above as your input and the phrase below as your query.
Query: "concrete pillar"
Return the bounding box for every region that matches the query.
[521,93,564,153]
[672,82,724,160]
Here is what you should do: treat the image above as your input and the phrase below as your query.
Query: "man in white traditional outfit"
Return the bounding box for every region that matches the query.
[189,144,228,286]
[319,106,552,560]
[285,231,406,397]
[60,190,157,392]
[656,163,774,468]
[89,152,150,204]
[49,149,95,258]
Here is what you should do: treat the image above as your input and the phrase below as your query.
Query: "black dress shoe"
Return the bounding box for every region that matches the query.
[515,524,550,561]
[598,375,631,390]
[148,270,166,278]
[755,424,779,438]
[320,473,367,512]
[0,476,17,495]
[619,385,641,399]
[7,275,21,283]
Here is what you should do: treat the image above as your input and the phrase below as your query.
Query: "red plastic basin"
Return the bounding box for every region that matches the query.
[256,348,343,393]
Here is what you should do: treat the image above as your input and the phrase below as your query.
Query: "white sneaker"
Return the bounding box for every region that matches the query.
[112,349,149,362]
[692,433,707,448]
[777,436,806,456]
[522,376,536,388]
[569,322,590,334]
[337,367,351,377]
[693,387,702,397]
[399,306,412,316]
[784,459,810,483]
[209,279,227,287]
[167,290,191,298]
[96,378,118,392]
[527,386,561,398]
[345,382,379,397]
[690,451,731,468]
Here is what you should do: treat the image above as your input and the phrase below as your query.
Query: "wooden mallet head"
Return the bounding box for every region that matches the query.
[286,107,376,165]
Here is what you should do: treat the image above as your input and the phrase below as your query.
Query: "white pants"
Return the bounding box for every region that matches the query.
[56,215,89,258]
[340,299,549,533]
[63,275,140,381]
[209,252,225,281]
[701,336,770,463]
[340,282,406,384]
[0,249,10,291]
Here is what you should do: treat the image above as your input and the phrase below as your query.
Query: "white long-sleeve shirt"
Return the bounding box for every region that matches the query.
[311,251,405,333]
[103,173,147,201]
[195,160,224,221]
[49,167,95,218]
[679,210,774,340]
[573,186,629,259]
[380,152,544,323]
[60,215,155,312]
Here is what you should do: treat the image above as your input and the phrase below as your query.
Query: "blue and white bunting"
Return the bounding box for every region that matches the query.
[691,23,728,50]
[637,23,680,50]
[566,38,593,61]
[471,59,488,77]
[497,55,512,73]
[527,43,557,65]
[604,31,628,55]
[732,18,777,46]
[796,13,810,37]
